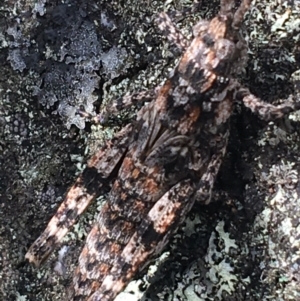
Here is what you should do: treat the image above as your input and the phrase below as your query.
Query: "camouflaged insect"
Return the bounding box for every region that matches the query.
[25,0,300,300]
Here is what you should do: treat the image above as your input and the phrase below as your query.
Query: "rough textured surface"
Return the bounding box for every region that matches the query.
[0,0,300,301]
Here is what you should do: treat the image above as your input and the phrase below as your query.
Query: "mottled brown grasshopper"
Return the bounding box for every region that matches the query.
[26,1,300,300]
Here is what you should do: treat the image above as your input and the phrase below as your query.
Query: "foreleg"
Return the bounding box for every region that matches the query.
[78,90,156,125]
[98,90,156,124]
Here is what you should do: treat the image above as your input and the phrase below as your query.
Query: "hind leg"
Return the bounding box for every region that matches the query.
[25,123,133,266]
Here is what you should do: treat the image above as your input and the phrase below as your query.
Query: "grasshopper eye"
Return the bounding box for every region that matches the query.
[210,39,236,74]
[214,39,235,62]
[192,20,210,37]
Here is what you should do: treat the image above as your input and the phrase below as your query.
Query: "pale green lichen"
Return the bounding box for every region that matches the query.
[16,292,28,301]
[215,221,238,254]
[205,222,239,300]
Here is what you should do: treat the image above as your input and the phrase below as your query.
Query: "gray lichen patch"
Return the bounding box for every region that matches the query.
[5,1,136,129]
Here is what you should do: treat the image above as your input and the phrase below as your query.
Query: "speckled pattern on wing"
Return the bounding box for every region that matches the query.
[25,1,300,300]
